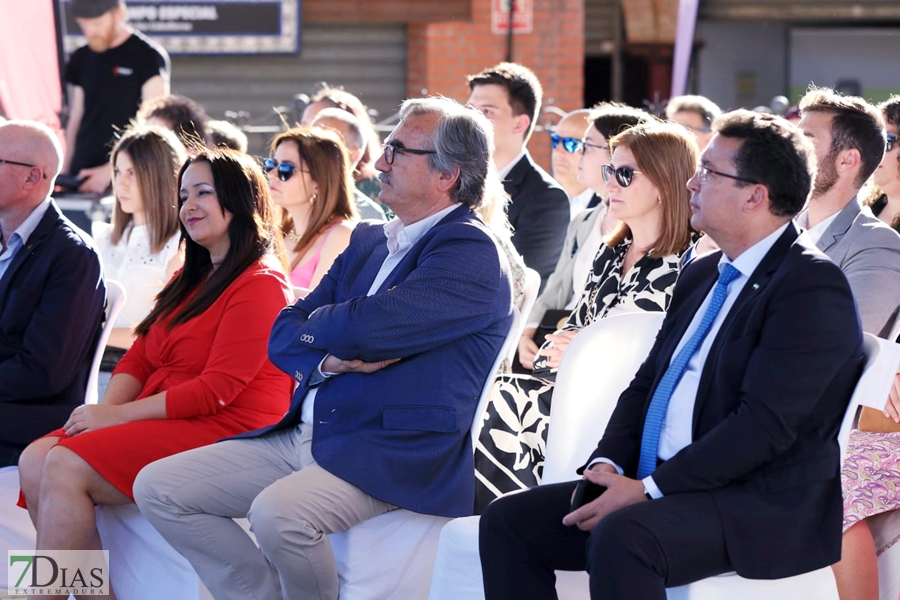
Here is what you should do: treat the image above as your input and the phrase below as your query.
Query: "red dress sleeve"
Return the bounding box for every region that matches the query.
[164,267,291,419]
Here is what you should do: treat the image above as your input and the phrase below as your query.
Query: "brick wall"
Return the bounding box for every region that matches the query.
[407,0,585,171]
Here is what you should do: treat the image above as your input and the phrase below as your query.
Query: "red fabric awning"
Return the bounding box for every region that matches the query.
[0,0,63,133]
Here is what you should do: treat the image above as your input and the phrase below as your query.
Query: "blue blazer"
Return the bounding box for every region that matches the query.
[260,205,513,517]
[0,201,105,465]
[589,224,864,579]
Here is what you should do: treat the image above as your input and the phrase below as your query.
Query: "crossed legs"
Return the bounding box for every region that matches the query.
[18,437,127,600]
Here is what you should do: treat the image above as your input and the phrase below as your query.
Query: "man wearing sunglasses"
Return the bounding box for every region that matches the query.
[467,62,569,291]
[0,120,105,467]
[136,97,513,600]
[481,110,863,599]
[550,109,598,220]
[796,86,900,339]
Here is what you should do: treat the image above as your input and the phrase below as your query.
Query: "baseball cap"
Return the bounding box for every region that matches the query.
[70,0,124,19]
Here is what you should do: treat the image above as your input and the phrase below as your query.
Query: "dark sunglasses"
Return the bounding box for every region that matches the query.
[887,134,897,153]
[601,164,643,187]
[550,133,583,154]
[263,158,309,182]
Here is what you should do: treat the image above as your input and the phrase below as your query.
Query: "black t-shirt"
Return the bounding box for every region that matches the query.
[65,30,170,173]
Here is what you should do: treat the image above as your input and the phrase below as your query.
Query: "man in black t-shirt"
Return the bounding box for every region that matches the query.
[64,0,170,193]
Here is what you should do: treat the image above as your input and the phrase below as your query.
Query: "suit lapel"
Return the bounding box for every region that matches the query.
[691,224,800,430]
[350,242,389,298]
[501,155,529,199]
[0,202,59,299]
[814,197,859,253]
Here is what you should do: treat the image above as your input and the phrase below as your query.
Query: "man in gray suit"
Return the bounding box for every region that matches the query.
[797,86,900,337]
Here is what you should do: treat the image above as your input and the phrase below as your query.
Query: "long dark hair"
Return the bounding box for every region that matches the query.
[134,148,287,335]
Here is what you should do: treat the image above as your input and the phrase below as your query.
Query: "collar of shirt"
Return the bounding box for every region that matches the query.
[570,188,596,219]
[382,203,462,256]
[719,221,790,281]
[1,198,51,250]
[497,149,527,179]
[801,210,839,247]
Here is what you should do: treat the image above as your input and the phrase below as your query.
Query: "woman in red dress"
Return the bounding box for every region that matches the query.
[17,148,294,588]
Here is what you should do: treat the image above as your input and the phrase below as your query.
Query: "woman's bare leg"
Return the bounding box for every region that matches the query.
[833,519,879,600]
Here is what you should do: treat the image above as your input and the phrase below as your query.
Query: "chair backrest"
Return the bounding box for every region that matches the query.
[518,268,541,331]
[837,333,900,459]
[85,280,127,405]
[470,307,522,452]
[543,312,665,484]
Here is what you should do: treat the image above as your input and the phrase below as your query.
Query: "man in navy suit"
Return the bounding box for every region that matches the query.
[0,120,105,467]
[467,62,569,291]
[480,110,864,599]
[136,97,513,600]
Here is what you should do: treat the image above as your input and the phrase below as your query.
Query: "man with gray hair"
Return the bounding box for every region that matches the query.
[136,96,513,600]
[312,107,388,220]
[0,120,105,466]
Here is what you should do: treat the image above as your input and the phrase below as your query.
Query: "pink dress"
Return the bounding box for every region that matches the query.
[289,222,342,289]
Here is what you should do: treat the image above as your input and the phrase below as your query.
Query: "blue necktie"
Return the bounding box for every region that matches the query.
[636,263,742,479]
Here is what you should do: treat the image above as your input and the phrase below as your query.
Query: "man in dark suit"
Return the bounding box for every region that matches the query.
[136,97,513,600]
[480,110,864,599]
[0,120,105,466]
[467,62,569,290]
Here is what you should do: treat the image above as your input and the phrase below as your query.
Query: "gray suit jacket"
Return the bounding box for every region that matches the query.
[526,205,604,327]
[800,198,900,337]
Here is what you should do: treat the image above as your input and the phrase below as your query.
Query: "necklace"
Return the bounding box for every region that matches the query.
[287,231,302,243]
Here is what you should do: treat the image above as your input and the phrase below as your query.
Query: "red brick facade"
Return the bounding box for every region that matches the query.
[406,0,585,169]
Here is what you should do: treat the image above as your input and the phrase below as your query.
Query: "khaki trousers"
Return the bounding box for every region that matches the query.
[134,423,395,600]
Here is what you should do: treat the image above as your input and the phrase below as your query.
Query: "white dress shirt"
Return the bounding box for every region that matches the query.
[300,203,462,425]
[569,188,595,221]
[497,149,527,180]
[589,223,790,498]
[795,210,838,246]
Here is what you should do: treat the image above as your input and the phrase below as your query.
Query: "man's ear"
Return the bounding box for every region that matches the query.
[836,148,861,174]
[436,166,461,195]
[513,114,531,138]
[743,183,768,214]
[21,167,44,190]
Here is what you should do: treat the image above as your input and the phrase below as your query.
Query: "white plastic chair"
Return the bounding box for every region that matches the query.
[328,308,523,600]
[666,333,900,600]
[429,312,665,600]
[85,279,126,405]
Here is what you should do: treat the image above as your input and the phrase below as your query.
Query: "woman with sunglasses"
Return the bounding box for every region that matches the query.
[92,125,186,395]
[834,94,900,600]
[476,121,697,511]
[17,148,293,580]
[533,121,697,370]
[864,95,900,233]
[516,105,651,371]
[266,126,359,296]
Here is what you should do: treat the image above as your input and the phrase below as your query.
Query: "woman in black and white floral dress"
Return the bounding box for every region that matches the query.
[475,122,699,511]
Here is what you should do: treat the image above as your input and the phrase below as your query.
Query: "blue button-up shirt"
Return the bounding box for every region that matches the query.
[0,198,52,282]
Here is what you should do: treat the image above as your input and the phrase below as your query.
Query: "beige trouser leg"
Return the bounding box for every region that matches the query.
[135,423,394,600]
